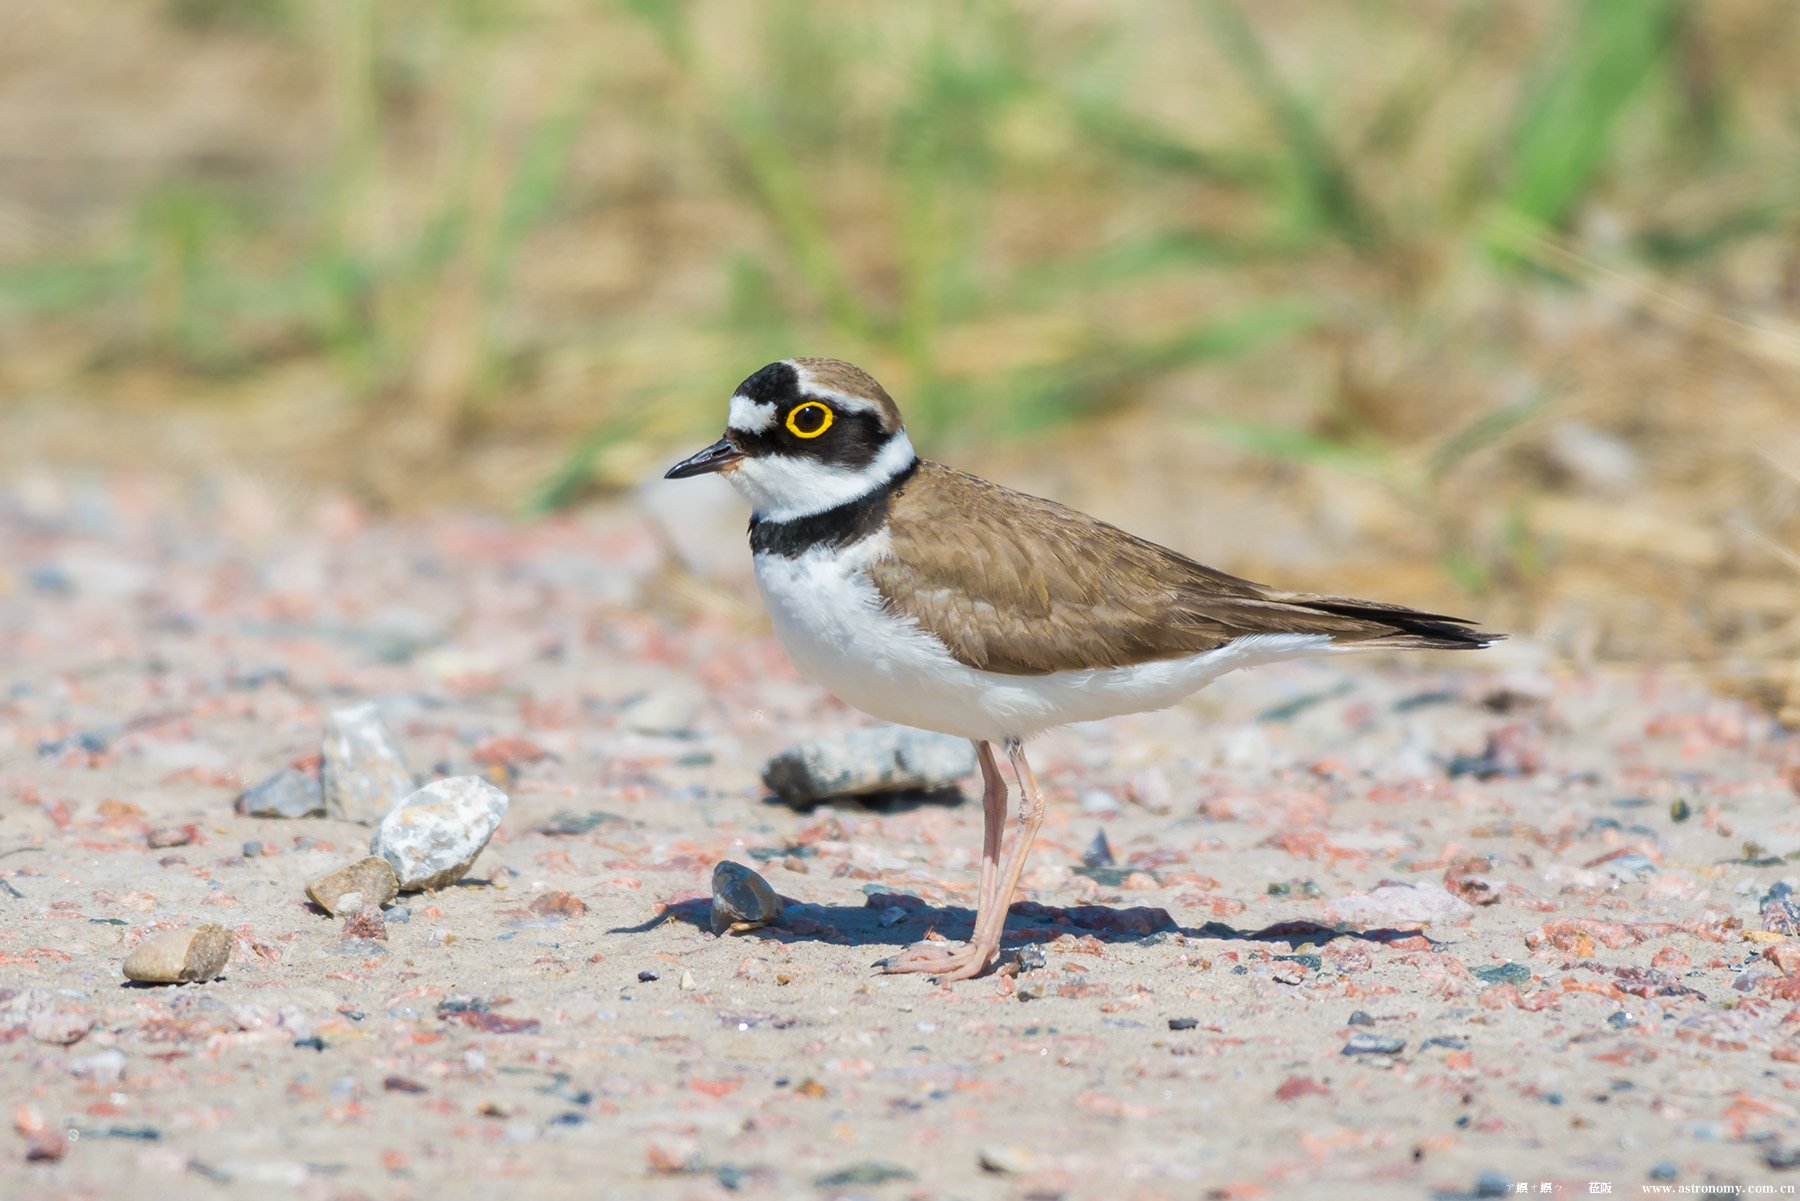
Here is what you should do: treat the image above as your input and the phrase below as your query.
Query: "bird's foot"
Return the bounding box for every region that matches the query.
[878,939,994,981]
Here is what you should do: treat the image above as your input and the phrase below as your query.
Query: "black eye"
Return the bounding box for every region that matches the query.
[786,401,834,439]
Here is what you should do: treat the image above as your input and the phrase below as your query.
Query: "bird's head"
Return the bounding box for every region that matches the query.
[664,358,918,522]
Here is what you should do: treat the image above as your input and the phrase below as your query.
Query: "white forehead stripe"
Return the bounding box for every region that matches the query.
[788,360,888,419]
[728,393,777,434]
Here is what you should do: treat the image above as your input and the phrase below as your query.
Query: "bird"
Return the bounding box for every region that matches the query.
[666,357,1499,981]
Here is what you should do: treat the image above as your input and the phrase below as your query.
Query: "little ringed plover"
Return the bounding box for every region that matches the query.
[667,358,1499,982]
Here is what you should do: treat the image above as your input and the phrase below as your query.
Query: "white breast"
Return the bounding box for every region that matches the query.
[752,536,1338,744]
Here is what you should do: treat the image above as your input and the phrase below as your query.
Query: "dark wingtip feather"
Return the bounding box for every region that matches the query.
[1367,623,1505,651]
[1290,596,1503,651]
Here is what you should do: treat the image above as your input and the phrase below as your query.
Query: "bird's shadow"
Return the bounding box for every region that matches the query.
[610,891,1437,954]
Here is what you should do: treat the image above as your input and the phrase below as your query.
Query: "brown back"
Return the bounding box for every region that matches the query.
[869,462,1491,675]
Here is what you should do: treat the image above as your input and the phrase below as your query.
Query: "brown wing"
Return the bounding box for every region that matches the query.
[868,462,1494,676]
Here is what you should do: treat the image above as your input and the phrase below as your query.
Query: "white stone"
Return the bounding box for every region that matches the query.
[68,1049,126,1084]
[1325,882,1474,928]
[369,776,510,891]
[322,703,415,824]
[1078,789,1122,817]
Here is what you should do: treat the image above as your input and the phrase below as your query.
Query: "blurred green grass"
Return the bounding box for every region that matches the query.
[2,0,1799,673]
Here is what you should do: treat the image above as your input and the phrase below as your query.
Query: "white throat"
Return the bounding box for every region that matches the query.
[728,431,918,523]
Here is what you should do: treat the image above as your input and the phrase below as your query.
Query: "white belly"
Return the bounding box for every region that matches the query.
[752,536,1336,743]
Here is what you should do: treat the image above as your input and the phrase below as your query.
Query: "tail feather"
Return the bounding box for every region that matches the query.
[1276,593,1502,651]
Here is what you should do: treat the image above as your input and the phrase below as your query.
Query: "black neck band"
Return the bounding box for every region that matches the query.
[748,458,919,558]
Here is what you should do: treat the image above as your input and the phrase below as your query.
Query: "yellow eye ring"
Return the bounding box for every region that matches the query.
[786,401,834,439]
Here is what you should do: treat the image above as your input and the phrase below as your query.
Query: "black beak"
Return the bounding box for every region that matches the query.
[664,437,745,479]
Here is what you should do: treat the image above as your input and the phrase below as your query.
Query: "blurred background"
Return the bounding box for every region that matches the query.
[2,1,1797,716]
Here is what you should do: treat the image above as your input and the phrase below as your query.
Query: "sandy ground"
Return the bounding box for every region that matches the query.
[3,474,1800,1201]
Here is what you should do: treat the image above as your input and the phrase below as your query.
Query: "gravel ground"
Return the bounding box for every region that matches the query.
[3,475,1799,1201]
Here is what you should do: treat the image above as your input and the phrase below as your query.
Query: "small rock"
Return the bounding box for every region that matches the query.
[637,970,659,983]
[1767,1146,1800,1171]
[237,766,325,819]
[1002,945,1047,976]
[761,729,974,806]
[1081,830,1116,868]
[322,703,416,824]
[68,1048,127,1084]
[1763,882,1800,935]
[26,996,94,1046]
[306,857,400,915]
[1124,768,1174,815]
[977,1144,1036,1174]
[876,905,907,928]
[146,825,195,848]
[529,890,588,919]
[1451,722,1545,780]
[1472,962,1531,986]
[13,1104,65,1162]
[123,924,232,985]
[1597,853,1657,882]
[341,905,387,941]
[1342,1033,1406,1056]
[536,810,618,837]
[1078,789,1122,818]
[711,861,782,934]
[1275,1076,1331,1102]
[1347,1010,1375,1026]
[369,776,510,891]
[1326,882,1473,927]
[1476,670,1556,714]
[1268,961,1306,985]
[814,1163,915,1188]
[1463,1170,1514,1199]
[679,971,697,991]
[1168,1016,1199,1031]
[1765,943,1800,975]
[617,687,703,735]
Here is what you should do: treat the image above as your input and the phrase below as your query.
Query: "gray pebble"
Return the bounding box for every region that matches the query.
[1471,962,1531,986]
[236,767,325,820]
[1598,853,1657,881]
[761,728,973,807]
[1342,1033,1406,1056]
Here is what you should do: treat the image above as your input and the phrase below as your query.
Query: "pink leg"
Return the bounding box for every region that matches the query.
[932,739,1047,982]
[882,741,1007,975]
